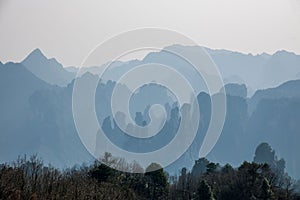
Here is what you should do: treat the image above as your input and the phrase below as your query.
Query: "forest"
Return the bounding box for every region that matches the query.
[1,143,300,200]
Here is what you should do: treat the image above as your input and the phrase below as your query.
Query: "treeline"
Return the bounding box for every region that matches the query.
[168,143,300,200]
[0,154,168,200]
[1,143,300,200]
[170,160,299,200]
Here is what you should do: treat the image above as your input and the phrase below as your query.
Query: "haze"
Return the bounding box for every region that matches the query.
[0,0,299,66]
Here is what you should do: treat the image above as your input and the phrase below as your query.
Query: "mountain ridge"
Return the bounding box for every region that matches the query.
[22,48,75,87]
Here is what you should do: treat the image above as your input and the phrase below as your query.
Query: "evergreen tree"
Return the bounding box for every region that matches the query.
[196,180,214,200]
[89,163,114,183]
[145,163,169,200]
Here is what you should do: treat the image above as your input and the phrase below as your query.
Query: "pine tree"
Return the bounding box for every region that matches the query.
[196,180,214,200]
[145,163,169,200]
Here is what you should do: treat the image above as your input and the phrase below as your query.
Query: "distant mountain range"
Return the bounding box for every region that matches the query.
[67,45,300,95]
[22,49,75,87]
[17,45,300,93]
[1,46,300,179]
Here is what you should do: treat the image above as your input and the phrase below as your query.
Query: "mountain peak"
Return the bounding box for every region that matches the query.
[21,48,75,86]
[31,48,43,55]
[23,48,47,63]
[22,48,63,68]
[274,50,296,56]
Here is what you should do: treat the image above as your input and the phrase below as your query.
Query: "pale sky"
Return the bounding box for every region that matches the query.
[0,0,300,66]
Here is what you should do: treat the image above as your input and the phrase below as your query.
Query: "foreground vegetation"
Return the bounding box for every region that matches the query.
[0,143,300,200]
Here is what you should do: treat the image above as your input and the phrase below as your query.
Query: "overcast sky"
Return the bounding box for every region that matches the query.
[0,0,300,66]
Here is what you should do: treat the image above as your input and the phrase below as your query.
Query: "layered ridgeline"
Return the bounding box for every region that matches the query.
[1,47,300,178]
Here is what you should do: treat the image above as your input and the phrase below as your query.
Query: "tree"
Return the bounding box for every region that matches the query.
[89,163,114,183]
[260,178,274,200]
[206,162,218,174]
[177,167,190,199]
[196,180,214,200]
[145,163,169,199]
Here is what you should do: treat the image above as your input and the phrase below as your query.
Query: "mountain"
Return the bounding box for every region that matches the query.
[0,62,50,123]
[0,62,51,162]
[246,97,300,179]
[1,47,300,179]
[22,49,75,86]
[72,45,300,94]
[77,45,220,94]
[248,80,300,114]
[28,80,93,167]
[262,50,300,87]
[176,45,300,91]
[69,60,142,81]
[207,94,249,166]
[101,45,300,93]
[0,61,92,167]
[206,80,300,178]
[204,47,268,88]
[222,83,248,98]
[65,66,79,73]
